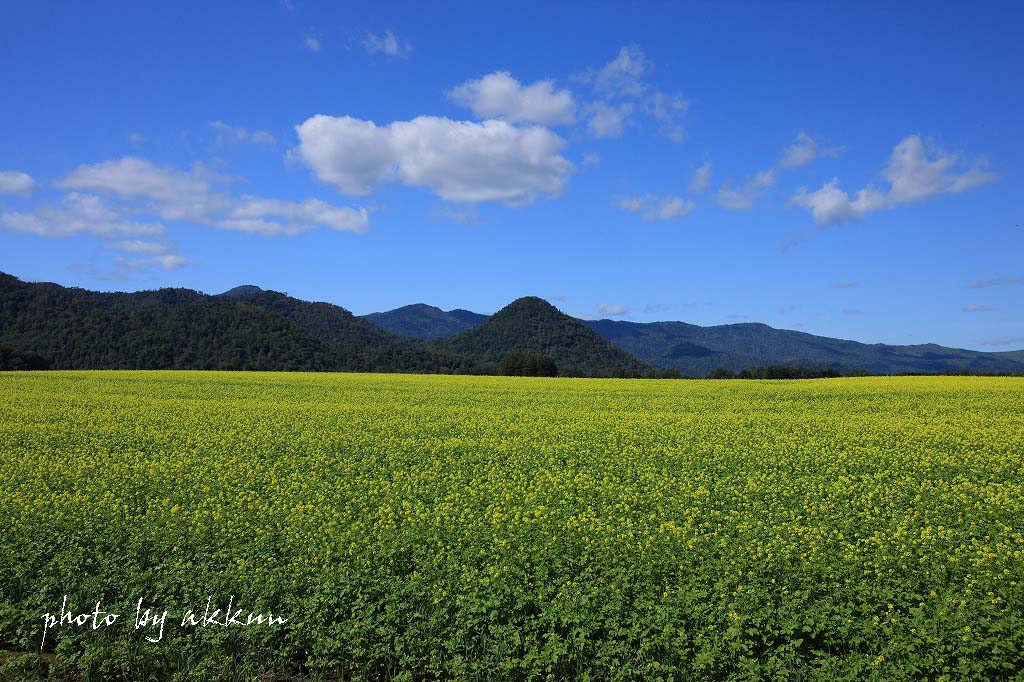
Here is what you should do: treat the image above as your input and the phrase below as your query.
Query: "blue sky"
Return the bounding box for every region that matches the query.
[1,1,1021,350]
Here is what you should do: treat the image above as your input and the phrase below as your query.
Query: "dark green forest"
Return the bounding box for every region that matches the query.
[3,273,1023,378]
[0,275,644,377]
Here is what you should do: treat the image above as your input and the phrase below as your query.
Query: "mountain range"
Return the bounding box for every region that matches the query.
[2,271,1022,376]
[362,295,1024,375]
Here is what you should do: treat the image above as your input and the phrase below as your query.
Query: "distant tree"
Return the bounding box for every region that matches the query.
[0,345,50,370]
[500,352,558,377]
[646,368,683,379]
[709,367,734,379]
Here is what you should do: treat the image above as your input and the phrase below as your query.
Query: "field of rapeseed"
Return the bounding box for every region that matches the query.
[1,371,1023,680]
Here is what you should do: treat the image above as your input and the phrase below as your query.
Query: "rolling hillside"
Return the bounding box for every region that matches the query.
[0,274,471,373]
[433,297,655,377]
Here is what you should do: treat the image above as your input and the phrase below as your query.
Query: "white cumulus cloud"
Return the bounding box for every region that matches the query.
[448,71,576,125]
[0,170,42,197]
[293,114,573,205]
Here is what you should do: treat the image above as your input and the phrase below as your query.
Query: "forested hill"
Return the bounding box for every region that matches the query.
[361,304,488,339]
[0,273,471,373]
[433,297,655,377]
[0,274,652,376]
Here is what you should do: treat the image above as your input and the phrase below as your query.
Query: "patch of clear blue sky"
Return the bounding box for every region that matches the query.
[1,1,1021,349]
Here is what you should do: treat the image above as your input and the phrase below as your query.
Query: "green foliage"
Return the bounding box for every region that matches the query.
[0,345,49,370]
[0,273,473,375]
[0,275,651,378]
[499,351,558,376]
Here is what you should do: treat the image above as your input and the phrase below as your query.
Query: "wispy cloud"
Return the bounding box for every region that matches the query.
[962,304,996,312]
[575,46,688,142]
[2,192,164,238]
[618,194,694,222]
[715,132,836,211]
[978,336,1024,346]
[791,135,998,227]
[715,170,775,210]
[585,102,633,139]
[781,232,815,253]
[967,276,1020,288]
[778,131,840,169]
[597,303,630,316]
[363,30,411,58]
[55,157,368,235]
[645,91,689,142]
[210,121,276,146]
[833,280,858,288]
[427,203,481,225]
[106,240,193,271]
[687,162,710,195]
[578,45,650,98]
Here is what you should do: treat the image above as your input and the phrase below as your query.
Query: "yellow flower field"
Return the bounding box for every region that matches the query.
[1,371,1022,679]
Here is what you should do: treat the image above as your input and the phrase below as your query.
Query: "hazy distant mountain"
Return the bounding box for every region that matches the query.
[992,349,1024,364]
[361,304,489,339]
[433,297,654,377]
[582,319,1024,376]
